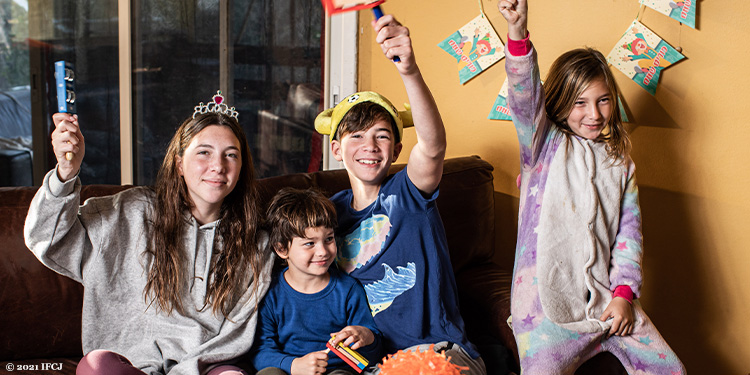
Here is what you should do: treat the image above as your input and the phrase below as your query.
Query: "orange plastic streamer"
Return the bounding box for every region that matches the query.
[378,345,469,375]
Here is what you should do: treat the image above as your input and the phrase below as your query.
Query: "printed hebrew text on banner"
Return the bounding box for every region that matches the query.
[607,20,685,95]
[640,0,696,28]
[488,79,512,120]
[437,14,505,85]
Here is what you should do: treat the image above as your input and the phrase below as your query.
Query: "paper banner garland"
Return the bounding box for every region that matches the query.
[607,20,685,96]
[488,79,512,120]
[639,0,696,29]
[438,14,505,85]
[618,96,630,123]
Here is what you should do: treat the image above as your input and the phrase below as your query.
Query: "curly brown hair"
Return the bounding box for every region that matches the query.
[265,187,337,255]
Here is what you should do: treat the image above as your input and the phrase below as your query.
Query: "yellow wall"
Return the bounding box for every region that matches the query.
[356,1,750,373]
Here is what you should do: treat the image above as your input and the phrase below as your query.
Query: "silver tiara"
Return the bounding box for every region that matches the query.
[193,90,239,119]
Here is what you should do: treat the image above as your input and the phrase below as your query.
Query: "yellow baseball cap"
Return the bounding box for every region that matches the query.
[314,91,413,141]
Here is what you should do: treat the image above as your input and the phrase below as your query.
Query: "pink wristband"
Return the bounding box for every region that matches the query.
[613,285,634,304]
[507,32,531,56]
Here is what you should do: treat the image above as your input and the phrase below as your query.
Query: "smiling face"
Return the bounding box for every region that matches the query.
[331,119,403,189]
[177,125,241,223]
[634,39,648,54]
[477,40,491,56]
[565,77,613,140]
[276,226,337,291]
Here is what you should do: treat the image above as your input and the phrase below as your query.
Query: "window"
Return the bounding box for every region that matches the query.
[0,0,336,186]
[132,0,325,183]
[0,0,52,186]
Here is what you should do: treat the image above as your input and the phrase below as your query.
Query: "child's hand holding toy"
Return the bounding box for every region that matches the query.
[330,325,374,350]
[372,14,416,74]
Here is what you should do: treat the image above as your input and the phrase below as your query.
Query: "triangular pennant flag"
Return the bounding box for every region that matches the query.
[618,95,630,123]
[488,78,512,120]
[639,0,696,29]
[607,20,685,95]
[437,14,505,85]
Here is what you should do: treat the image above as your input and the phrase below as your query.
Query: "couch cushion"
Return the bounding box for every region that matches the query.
[0,185,133,361]
[1,186,82,360]
[0,156,495,361]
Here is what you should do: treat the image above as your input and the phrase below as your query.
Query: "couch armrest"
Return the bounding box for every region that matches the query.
[455,263,518,369]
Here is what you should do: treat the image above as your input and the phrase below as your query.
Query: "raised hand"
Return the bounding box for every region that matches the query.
[498,0,528,41]
[51,112,84,182]
[371,14,415,76]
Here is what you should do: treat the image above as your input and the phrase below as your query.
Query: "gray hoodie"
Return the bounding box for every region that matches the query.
[24,168,273,375]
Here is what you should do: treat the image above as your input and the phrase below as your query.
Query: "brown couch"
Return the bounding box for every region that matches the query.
[0,156,624,375]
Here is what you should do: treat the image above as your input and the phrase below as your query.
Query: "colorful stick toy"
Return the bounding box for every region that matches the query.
[320,0,400,62]
[325,335,369,373]
[55,60,76,161]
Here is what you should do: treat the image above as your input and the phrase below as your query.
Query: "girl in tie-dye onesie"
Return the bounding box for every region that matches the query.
[498,1,685,374]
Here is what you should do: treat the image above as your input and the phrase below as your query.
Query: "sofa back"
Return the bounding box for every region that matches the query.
[0,156,495,360]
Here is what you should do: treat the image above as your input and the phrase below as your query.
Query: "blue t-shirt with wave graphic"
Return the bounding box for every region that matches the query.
[332,168,479,358]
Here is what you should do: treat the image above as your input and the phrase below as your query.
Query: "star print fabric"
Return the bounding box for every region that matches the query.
[503,44,686,374]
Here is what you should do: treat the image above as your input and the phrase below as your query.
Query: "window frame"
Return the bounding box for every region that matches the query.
[30,0,356,185]
[322,10,357,171]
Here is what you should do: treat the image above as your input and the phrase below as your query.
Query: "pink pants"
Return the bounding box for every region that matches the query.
[76,350,248,375]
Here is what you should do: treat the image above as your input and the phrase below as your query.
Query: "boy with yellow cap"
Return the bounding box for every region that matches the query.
[315,14,487,375]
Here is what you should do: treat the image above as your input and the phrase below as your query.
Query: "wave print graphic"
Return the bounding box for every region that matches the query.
[364,262,416,317]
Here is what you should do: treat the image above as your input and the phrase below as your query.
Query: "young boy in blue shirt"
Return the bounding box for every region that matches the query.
[250,188,382,375]
[314,14,486,375]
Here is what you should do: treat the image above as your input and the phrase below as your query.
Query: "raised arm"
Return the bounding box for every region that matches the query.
[24,113,89,281]
[499,0,548,168]
[373,15,446,195]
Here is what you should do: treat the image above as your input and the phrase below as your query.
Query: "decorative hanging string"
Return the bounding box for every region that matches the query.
[479,0,486,18]
[608,3,648,68]
[635,4,646,22]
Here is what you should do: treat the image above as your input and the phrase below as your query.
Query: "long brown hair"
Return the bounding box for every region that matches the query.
[543,48,631,161]
[144,112,264,317]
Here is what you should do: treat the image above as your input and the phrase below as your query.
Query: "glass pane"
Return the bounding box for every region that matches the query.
[133,0,323,185]
[234,0,324,178]
[0,0,32,186]
[132,0,222,184]
[23,0,120,185]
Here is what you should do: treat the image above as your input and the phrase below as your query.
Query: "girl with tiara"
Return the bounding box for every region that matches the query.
[25,92,273,375]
